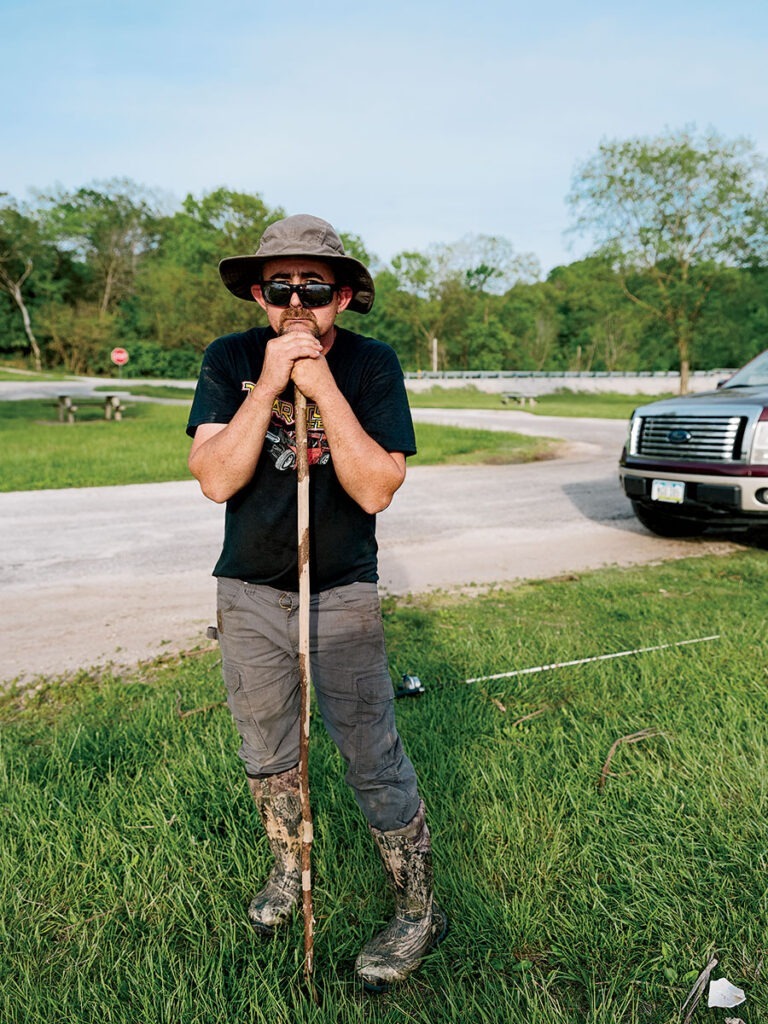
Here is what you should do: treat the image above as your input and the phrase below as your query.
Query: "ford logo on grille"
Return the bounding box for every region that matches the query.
[667,429,692,443]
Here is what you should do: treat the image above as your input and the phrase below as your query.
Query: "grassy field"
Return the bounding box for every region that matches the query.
[0,400,194,490]
[0,400,557,491]
[2,550,767,1022]
[0,368,80,382]
[92,384,197,400]
[407,386,673,419]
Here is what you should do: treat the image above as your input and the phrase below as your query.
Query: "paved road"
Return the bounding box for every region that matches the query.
[0,408,739,683]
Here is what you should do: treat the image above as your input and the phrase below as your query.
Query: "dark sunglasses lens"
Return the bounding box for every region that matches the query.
[301,284,334,307]
[262,282,292,306]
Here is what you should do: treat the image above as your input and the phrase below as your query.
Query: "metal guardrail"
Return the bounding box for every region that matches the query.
[403,369,735,379]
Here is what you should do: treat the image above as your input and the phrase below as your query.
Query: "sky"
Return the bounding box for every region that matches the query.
[2,0,767,277]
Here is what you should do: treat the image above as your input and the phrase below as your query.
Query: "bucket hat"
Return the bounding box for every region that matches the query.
[218,214,375,314]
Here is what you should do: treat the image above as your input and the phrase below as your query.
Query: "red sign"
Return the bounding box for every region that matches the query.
[111,347,129,367]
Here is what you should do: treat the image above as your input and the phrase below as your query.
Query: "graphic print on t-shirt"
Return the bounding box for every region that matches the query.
[242,382,330,472]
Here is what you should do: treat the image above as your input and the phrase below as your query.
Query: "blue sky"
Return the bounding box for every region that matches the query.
[2,0,767,275]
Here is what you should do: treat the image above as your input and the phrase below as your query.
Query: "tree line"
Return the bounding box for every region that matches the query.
[2,127,767,385]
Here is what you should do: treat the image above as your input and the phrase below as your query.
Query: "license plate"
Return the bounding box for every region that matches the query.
[651,479,685,504]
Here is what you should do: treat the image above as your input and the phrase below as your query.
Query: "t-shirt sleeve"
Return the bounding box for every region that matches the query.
[186,338,245,437]
[355,344,417,457]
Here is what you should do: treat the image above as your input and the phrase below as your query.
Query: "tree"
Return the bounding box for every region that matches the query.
[385,235,539,370]
[345,268,422,367]
[568,127,768,391]
[40,302,116,375]
[0,200,48,370]
[126,188,279,354]
[36,178,161,315]
[156,187,278,272]
[431,234,540,295]
[386,251,452,369]
[547,257,648,371]
[689,265,768,369]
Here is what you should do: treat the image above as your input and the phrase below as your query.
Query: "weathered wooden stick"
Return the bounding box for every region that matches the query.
[294,385,316,994]
[680,955,718,1024]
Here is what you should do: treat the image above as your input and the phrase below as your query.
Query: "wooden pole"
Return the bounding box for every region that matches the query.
[294,385,317,996]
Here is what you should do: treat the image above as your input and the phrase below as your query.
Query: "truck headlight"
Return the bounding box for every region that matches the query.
[627,414,641,456]
[752,410,768,463]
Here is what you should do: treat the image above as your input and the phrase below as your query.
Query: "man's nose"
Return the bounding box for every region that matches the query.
[289,289,303,307]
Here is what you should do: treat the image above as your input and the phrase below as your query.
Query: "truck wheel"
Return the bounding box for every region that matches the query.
[631,501,703,537]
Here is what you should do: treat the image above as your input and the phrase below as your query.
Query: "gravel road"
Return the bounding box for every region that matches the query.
[0,408,740,684]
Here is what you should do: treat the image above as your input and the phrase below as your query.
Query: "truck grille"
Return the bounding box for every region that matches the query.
[634,414,746,461]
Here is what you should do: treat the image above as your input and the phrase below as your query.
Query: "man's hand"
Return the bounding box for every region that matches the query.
[259,330,323,400]
[290,348,335,402]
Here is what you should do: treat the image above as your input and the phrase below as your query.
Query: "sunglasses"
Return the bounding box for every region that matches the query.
[261,281,338,308]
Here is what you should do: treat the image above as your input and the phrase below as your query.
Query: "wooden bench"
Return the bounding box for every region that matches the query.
[55,394,126,423]
[501,392,537,407]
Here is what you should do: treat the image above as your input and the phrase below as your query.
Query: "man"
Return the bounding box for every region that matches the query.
[186,214,446,990]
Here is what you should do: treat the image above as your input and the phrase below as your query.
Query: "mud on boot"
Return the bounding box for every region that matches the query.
[355,800,448,991]
[247,767,302,934]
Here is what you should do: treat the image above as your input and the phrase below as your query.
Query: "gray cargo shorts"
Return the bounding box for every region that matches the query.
[216,578,420,831]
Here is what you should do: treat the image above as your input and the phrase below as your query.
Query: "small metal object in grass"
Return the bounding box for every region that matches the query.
[396,674,425,698]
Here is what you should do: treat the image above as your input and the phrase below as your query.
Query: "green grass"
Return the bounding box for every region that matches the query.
[0,400,193,490]
[410,423,556,465]
[529,389,673,419]
[93,384,197,400]
[407,385,528,410]
[3,550,768,1022]
[407,386,673,419]
[0,368,78,382]
[0,400,556,491]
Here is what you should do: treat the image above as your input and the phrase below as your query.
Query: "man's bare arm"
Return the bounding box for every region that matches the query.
[188,385,276,503]
[291,356,407,514]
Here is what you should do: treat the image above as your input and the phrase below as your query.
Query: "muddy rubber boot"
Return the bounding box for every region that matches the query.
[355,801,448,991]
[246,766,302,934]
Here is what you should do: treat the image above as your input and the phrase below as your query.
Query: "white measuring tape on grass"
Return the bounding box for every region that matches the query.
[464,635,721,684]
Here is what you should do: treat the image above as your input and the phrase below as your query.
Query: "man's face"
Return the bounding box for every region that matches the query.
[251,258,352,346]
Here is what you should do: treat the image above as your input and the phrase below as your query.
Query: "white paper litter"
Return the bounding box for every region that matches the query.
[708,977,746,1008]
[724,1017,745,1024]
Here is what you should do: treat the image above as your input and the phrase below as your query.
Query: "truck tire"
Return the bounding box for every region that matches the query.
[631,501,704,538]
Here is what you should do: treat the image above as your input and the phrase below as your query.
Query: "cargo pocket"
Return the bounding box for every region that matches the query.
[352,671,399,777]
[222,661,269,756]
[221,659,300,773]
[356,671,395,705]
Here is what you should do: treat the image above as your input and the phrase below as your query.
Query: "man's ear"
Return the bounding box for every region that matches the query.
[251,284,267,310]
[336,285,354,312]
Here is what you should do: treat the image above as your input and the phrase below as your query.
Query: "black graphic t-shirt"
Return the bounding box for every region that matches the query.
[187,326,417,590]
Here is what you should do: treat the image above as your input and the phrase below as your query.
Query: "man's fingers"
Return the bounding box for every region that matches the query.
[269,334,322,358]
[290,354,331,399]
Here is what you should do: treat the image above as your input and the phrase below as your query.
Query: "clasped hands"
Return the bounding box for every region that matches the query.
[260,328,333,402]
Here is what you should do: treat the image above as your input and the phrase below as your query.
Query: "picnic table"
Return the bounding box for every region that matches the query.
[500,392,537,407]
[56,394,126,423]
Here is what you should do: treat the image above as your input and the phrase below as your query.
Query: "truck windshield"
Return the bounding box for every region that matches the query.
[722,349,768,388]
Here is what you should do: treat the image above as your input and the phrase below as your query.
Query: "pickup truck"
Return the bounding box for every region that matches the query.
[619,349,768,536]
